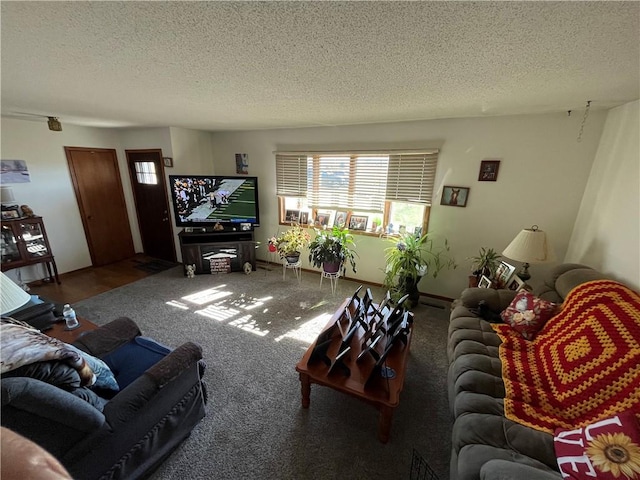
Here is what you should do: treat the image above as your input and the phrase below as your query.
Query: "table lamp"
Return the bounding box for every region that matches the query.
[1,271,31,316]
[1,186,17,207]
[502,225,555,281]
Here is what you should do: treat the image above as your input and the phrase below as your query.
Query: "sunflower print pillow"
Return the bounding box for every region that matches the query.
[554,410,640,479]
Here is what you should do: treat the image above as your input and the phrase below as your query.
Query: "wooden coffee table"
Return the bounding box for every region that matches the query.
[46,317,98,343]
[295,297,413,443]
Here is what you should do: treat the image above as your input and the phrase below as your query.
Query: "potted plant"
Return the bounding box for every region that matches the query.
[274,224,310,263]
[308,226,358,275]
[468,247,501,286]
[383,232,457,308]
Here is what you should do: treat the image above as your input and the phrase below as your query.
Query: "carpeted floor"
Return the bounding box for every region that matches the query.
[75,266,453,480]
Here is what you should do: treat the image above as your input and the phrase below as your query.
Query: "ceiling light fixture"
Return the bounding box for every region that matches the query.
[47,116,62,131]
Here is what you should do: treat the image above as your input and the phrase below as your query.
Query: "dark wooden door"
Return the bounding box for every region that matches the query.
[65,147,135,266]
[125,149,176,263]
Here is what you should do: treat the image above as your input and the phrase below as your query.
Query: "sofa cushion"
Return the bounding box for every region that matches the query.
[448,316,502,362]
[553,409,640,480]
[500,289,557,340]
[102,336,171,389]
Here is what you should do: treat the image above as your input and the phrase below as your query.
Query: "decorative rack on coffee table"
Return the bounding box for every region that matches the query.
[295,286,413,443]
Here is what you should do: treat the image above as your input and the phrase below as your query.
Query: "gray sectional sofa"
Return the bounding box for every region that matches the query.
[447,263,608,480]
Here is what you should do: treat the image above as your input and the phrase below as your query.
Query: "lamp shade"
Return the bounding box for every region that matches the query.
[1,186,16,204]
[1,271,31,315]
[502,225,555,264]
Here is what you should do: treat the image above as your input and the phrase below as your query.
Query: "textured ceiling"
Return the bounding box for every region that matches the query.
[1,1,638,131]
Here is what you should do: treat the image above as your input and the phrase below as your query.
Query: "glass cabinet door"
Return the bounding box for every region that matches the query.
[1,224,21,263]
[19,221,50,259]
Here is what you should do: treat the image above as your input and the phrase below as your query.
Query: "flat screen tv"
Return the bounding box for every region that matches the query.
[168,175,260,228]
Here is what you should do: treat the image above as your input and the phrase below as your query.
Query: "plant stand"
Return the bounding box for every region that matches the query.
[262,249,279,276]
[320,270,340,294]
[282,259,301,283]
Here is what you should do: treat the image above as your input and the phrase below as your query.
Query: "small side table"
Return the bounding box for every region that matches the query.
[283,260,302,282]
[320,270,340,294]
[46,317,98,343]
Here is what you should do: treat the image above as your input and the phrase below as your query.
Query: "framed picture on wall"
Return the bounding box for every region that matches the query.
[478,160,500,181]
[440,186,470,207]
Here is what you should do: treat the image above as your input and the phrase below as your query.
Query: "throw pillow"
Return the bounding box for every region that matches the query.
[500,289,557,340]
[553,410,640,480]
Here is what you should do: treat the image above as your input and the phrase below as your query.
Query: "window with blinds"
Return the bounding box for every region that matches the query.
[386,153,438,204]
[275,149,439,234]
[275,154,308,197]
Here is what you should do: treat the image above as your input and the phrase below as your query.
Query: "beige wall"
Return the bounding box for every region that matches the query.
[565,101,640,290]
[210,110,608,298]
[5,104,636,299]
[1,118,122,281]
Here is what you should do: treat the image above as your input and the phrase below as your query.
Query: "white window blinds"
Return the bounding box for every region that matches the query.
[275,154,308,197]
[276,149,439,208]
[307,155,389,212]
[386,152,439,204]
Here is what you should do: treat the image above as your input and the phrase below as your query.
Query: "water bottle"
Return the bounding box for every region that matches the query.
[63,304,79,329]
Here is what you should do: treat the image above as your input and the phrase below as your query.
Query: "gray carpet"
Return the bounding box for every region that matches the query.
[75,264,453,480]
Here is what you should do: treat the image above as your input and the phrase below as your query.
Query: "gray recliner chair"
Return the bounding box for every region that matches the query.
[1,317,207,480]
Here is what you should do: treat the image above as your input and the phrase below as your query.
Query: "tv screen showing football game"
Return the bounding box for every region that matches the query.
[169,175,260,228]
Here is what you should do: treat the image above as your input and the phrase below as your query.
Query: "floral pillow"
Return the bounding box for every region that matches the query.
[500,289,557,340]
[553,410,640,480]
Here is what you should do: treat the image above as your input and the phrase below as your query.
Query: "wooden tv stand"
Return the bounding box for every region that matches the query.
[178,229,256,274]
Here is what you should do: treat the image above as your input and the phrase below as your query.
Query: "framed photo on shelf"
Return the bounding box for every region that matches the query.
[478,160,500,181]
[441,186,469,207]
[316,211,331,227]
[349,215,368,231]
[284,209,300,223]
[1,208,21,220]
[478,275,493,288]
[506,275,526,291]
[334,211,348,228]
[495,261,516,288]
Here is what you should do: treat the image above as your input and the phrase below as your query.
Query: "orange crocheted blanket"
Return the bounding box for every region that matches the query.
[493,280,640,433]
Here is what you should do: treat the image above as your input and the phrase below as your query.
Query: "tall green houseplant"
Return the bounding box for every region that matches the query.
[383,232,457,307]
[308,226,358,274]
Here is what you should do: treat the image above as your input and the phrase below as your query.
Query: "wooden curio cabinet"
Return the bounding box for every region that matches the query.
[1,216,60,283]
